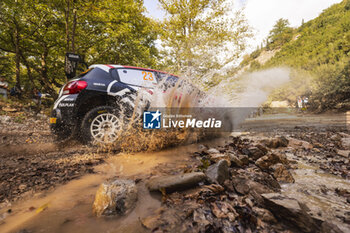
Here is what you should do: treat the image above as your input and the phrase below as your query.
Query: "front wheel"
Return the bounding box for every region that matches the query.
[80,106,122,144]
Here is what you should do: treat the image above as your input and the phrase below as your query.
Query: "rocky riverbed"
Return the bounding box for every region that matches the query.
[132,131,350,233]
[0,111,349,233]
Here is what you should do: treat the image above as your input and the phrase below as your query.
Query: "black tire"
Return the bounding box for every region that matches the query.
[80,106,121,144]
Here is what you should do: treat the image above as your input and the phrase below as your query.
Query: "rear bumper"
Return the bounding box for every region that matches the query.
[50,108,64,134]
[50,108,76,135]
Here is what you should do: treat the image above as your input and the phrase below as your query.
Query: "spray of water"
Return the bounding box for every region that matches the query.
[206,67,292,128]
[97,67,291,152]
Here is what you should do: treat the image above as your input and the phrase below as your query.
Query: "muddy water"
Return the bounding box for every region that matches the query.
[0,138,225,233]
[282,155,350,233]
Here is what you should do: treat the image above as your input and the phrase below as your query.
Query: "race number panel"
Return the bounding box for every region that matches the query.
[117,69,157,88]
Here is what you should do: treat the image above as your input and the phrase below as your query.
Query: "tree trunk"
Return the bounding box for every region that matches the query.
[19,51,34,87]
[65,0,70,52]
[72,0,77,53]
[14,20,21,89]
[41,45,58,99]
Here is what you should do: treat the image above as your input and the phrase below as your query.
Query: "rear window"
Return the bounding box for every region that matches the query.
[78,67,112,81]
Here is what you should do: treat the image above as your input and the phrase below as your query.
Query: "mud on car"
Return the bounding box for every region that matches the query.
[50,64,201,144]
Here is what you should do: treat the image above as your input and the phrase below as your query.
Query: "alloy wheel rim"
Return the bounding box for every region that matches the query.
[90,113,121,143]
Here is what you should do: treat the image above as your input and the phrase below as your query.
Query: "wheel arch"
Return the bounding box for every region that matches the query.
[75,93,119,120]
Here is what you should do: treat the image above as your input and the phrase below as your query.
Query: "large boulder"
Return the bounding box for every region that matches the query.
[93,179,138,217]
[255,153,288,170]
[205,160,229,185]
[147,172,206,192]
[242,146,265,160]
[262,193,321,232]
[262,136,289,148]
[288,137,313,150]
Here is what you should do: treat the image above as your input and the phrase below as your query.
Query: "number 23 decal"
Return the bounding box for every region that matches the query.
[142,71,154,81]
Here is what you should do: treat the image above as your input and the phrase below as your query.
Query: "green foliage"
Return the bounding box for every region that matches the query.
[0,0,159,97]
[158,0,251,85]
[249,60,261,70]
[268,69,313,105]
[266,18,294,50]
[263,0,350,110]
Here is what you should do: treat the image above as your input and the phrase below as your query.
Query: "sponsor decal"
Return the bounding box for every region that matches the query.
[58,103,74,107]
[93,83,106,87]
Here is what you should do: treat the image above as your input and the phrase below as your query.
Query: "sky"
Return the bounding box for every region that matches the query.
[144,0,343,51]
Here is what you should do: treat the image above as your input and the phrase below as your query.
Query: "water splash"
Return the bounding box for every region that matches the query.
[97,67,291,151]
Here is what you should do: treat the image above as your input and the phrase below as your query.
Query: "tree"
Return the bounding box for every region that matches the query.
[158,0,251,84]
[262,0,350,110]
[267,18,293,49]
[0,0,159,98]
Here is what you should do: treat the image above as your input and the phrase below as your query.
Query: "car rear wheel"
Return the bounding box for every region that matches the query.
[81,106,122,144]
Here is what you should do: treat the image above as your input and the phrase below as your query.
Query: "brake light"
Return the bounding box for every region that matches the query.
[63,80,87,95]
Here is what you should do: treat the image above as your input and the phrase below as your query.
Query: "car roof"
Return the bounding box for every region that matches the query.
[89,64,179,78]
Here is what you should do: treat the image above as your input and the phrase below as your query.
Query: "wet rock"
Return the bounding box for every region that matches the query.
[141,211,162,230]
[141,204,198,232]
[337,150,350,158]
[193,208,210,227]
[335,188,350,198]
[341,138,350,150]
[242,146,265,160]
[253,207,277,223]
[312,148,321,153]
[271,163,295,183]
[255,153,286,170]
[330,134,342,141]
[262,193,322,232]
[229,154,243,167]
[254,172,281,192]
[19,184,27,191]
[232,178,250,195]
[232,178,273,195]
[93,179,137,217]
[263,136,289,148]
[205,160,229,185]
[313,142,324,148]
[147,172,206,192]
[288,137,313,150]
[320,221,344,233]
[229,153,249,167]
[255,144,268,154]
[209,153,231,166]
[207,148,220,154]
[238,154,250,165]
